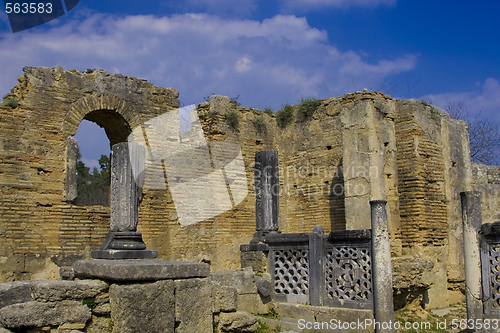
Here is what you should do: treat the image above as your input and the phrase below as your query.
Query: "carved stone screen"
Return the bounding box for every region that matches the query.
[480,222,500,318]
[323,230,373,309]
[267,233,310,304]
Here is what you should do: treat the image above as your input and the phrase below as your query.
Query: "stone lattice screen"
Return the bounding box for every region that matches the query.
[266,227,373,309]
[480,222,500,318]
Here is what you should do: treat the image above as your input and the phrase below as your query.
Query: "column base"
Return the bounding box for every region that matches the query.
[92,231,157,259]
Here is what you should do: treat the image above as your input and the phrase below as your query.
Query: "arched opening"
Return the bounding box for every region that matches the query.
[71,110,132,206]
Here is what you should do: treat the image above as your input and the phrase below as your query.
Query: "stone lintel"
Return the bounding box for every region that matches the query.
[74,260,210,282]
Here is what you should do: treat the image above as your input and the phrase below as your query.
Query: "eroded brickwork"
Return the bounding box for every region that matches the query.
[395,102,448,246]
[0,66,475,309]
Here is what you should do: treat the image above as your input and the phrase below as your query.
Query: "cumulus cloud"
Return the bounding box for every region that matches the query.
[423,78,500,121]
[0,12,417,112]
[279,0,397,11]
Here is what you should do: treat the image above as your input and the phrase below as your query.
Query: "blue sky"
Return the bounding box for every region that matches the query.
[1,0,499,168]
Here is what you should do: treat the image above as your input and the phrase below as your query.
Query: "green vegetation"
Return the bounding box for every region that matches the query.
[275,104,294,127]
[263,107,273,115]
[3,97,18,108]
[253,115,266,133]
[82,298,96,309]
[225,109,240,129]
[297,97,321,119]
[230,95,241,106]
[75,154,111,206]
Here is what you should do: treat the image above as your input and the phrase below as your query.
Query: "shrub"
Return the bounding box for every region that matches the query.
[3,97,18,108]
[263,107,273,115]
[225,109,239,129]
[253,116,266,133]
[297,97,321,119]
[275,104,294,127]
[230,95,241,106]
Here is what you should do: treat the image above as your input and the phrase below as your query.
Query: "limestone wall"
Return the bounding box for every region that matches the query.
[472,163,500,223]
[0,269,374,333]
[0,66,478,310]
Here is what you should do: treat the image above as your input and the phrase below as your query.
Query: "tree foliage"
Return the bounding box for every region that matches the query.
[74,155,111,206]
[446,102,500,165]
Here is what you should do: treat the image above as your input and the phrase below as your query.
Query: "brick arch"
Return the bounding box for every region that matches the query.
[61,94,141,145]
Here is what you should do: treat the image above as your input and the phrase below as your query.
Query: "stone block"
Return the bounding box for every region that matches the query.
[175,278,213,333]
[92,302,110,315]
[31,280,108,302]
[75,259,209,281]
[109,280,175,333]
[0,281,32,309]
[236,294,268,315]
[313,307,374,333]
[0,300,91,329]
[240,251,268,274]
[87,315,112,333]
[255,277,271,297]
[275,303,315,322]
[217,312,258,333]
[211,268,257,295]
[212,281,237,313]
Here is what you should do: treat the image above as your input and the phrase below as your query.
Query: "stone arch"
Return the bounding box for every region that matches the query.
[61,94,140,145]
[62,94,138,202]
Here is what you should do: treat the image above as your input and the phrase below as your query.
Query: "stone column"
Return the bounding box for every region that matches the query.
[370,200,395,333]
[92,142,157,259]
[460,191,484,321]
[251,150,279,243]
[309,225,324,306]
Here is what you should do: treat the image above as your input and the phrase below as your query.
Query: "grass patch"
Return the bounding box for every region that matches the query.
[3,97,18,108]
[276,104,294,128]
[225,109,240,129]
[297,97,321,119]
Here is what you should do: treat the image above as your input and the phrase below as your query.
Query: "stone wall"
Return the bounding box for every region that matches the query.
[0,66,478,310]
[0,268,374,333]
[472,163,500,223]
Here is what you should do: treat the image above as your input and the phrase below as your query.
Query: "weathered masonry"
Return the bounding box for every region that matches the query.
[0,66,492,310]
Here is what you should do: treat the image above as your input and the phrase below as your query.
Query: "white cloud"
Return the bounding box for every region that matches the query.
[423,78,500,121]
[0,12,416,112]
[280,0,396,11]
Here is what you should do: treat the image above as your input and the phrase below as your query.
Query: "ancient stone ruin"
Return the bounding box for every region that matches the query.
[0,66,499,332]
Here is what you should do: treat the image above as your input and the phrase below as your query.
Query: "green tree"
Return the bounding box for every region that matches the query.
[75,155,111,206]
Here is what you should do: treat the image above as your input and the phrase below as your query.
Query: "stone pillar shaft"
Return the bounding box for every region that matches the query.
[92,142,156,259]
[460,191,484,321]
[254,150,279,232]
[110,142,142,232]
[370,200,395,333]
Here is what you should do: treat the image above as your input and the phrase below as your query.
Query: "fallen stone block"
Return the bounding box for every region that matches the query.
[0,300,91,329]
[0,281,32,309]
[31,280,108,302]
[218,311,259,333]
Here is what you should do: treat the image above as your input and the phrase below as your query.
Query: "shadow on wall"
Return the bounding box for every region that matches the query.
[329,158,346,231]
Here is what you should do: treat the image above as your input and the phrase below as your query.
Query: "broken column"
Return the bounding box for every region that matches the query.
[92,142,157,259]
[240,150,280,272]
[253,150,280,239]
[460,191,484,321]
[370,200,395,333]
